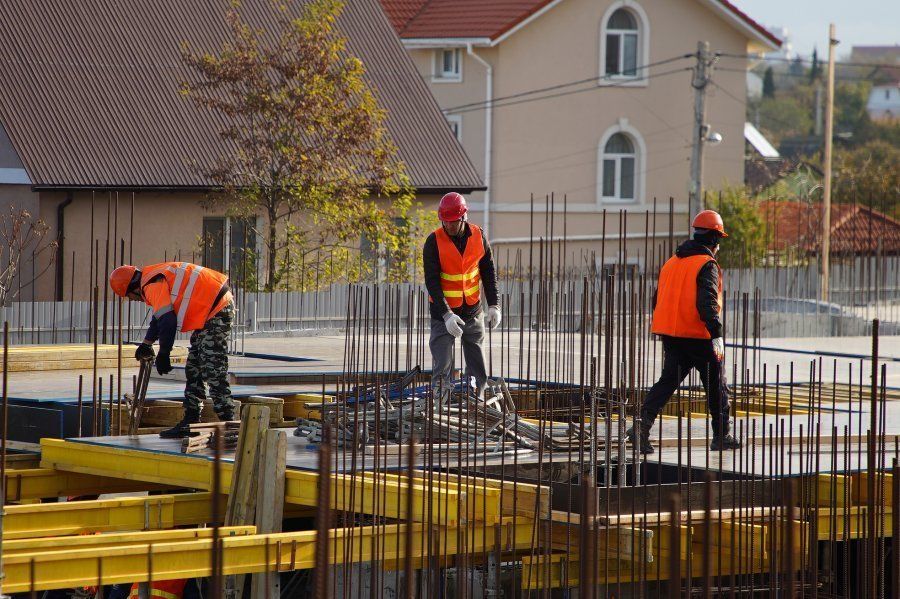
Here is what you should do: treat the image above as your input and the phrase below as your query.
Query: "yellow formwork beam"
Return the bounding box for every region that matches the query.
[814,506,893,540]
[2,492,315,540]
[4,468,168,502]
[2,518,536,593]
[40,438,502,525]
[3,526,256,555]
[523,518,807,590]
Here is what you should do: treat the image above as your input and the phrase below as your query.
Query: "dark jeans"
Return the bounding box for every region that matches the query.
[640,336,731,435]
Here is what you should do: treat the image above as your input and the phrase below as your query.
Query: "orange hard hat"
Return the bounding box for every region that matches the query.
[438,192,468,222]
[692,210,727,238]
[109,265,138,297]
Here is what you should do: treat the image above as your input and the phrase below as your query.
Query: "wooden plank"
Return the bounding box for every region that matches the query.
[249,429,287,599]
[225,404,269,598]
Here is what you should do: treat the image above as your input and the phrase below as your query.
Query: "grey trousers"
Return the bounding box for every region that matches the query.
[430,314,488,402]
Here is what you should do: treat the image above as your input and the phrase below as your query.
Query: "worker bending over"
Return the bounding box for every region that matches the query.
[627,210,740,454]
[424,192,501,401]
[109,261,235,438]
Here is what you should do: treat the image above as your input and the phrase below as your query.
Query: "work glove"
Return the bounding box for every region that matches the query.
[155,349,173,376]
[134,342,155,362]
[712,337,725,362]
[443,312,465,339]
[486,305,502,330]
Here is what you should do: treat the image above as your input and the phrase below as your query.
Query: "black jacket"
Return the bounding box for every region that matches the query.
[423,223,499,321]
[653,239,723,339]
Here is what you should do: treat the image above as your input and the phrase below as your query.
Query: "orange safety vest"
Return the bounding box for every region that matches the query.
[129,579,187,599]
[140,262,230,333]
[431,224,485,308]
[650,254,723,339]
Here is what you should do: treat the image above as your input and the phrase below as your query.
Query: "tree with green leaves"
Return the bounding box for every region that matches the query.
[709,187,766,269]
[181,0,419,290]
[832,141,900,216]
[762,66,776,98]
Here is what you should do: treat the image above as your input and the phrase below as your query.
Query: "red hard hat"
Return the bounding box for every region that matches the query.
[438,192,468,222]
[109,265,138,297]
[692,210,728,238]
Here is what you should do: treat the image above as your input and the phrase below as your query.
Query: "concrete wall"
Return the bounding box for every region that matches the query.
[407,0,752,268]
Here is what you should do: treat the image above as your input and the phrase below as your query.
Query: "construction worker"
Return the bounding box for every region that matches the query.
[109,261,235,438]
[627,210,740,454]
[424,192,500,401]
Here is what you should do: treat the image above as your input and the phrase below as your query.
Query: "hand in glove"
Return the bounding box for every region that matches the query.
[443,312,465,339]
[712,337,725,362]
[134,342,155,362]
[155,349,173,376]
[486,305,502,330]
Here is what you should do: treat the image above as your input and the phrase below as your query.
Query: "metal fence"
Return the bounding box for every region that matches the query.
[2,257,899,345]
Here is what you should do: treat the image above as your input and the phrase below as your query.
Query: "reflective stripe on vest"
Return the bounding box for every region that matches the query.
[140,262,228,333]
[129,580,186,599]
[650,253,723,339]
[431,224,485,308]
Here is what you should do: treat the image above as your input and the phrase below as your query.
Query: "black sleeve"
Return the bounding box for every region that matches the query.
[479,234,499,307]
[423,233,451,317]
[155,311,177,355]
[145,317,160,344]
[696,261,723,338]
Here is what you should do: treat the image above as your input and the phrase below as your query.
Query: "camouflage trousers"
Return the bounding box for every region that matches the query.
[184,303,234,417]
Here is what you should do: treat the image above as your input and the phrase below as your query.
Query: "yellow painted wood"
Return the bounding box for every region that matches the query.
[4,468,168,502]
[2,518,536,593]
[0,344,186,371]
[40,438,500,525]
[854,471,893,507]
[816,473,851,507]
[3,526,256,554]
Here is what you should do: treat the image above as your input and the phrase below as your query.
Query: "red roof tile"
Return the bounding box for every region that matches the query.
[379,0,781,46]
[759,200,900,256]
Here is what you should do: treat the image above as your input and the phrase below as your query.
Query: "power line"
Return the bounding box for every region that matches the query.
[443,53,692,114]
[446,66,692,116]
[717,52,894,70]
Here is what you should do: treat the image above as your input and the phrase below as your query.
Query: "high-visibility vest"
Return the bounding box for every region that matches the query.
[140,262,230,333]
[129,579,187,599]
[650,254,723,339]
[431,224,485,308]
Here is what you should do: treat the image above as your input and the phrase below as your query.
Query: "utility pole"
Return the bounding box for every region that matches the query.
[689,41,715,218]
[820,24,838,301]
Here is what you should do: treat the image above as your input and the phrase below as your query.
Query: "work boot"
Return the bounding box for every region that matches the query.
[159,409,201,439]
[626,424,654,455]
[710,433,741,451]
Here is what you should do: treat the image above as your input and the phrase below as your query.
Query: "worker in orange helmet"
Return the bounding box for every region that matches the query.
[109,261,235,438]
[627,210,740,454]
[424,192,501,401]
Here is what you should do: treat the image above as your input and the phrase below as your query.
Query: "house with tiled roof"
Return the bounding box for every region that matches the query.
[0,0,483,301]
[381,0,779,263]
[759,200,900,257]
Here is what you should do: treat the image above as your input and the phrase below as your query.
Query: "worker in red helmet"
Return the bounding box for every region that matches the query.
[424,192,501,401]
[109,262,235,438]
[627,210,740,454]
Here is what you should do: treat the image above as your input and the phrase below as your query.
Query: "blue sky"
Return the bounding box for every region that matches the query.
[730,0,900,58]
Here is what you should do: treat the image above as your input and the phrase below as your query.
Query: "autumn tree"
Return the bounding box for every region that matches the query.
[181,0,418,290]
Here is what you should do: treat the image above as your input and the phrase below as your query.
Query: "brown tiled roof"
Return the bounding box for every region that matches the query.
[380,0,781,46]
[0,0,484,191]
[759,200,900,255]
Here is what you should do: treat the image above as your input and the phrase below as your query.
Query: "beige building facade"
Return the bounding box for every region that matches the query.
[384,0,780,269]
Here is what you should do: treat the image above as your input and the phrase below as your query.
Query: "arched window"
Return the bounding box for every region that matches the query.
[600,3,648,83]
[605,9,638,76]
[601,133,636,201]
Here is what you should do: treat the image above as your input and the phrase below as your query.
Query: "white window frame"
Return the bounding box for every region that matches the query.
[445,114,463,141]
[433,48,462,82]
[599,1,650,87]
[597,120,646,205]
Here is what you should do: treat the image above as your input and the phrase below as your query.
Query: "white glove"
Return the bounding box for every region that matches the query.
[486,306,502,330]
[712,337,725,362]
[443,312,465,338]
